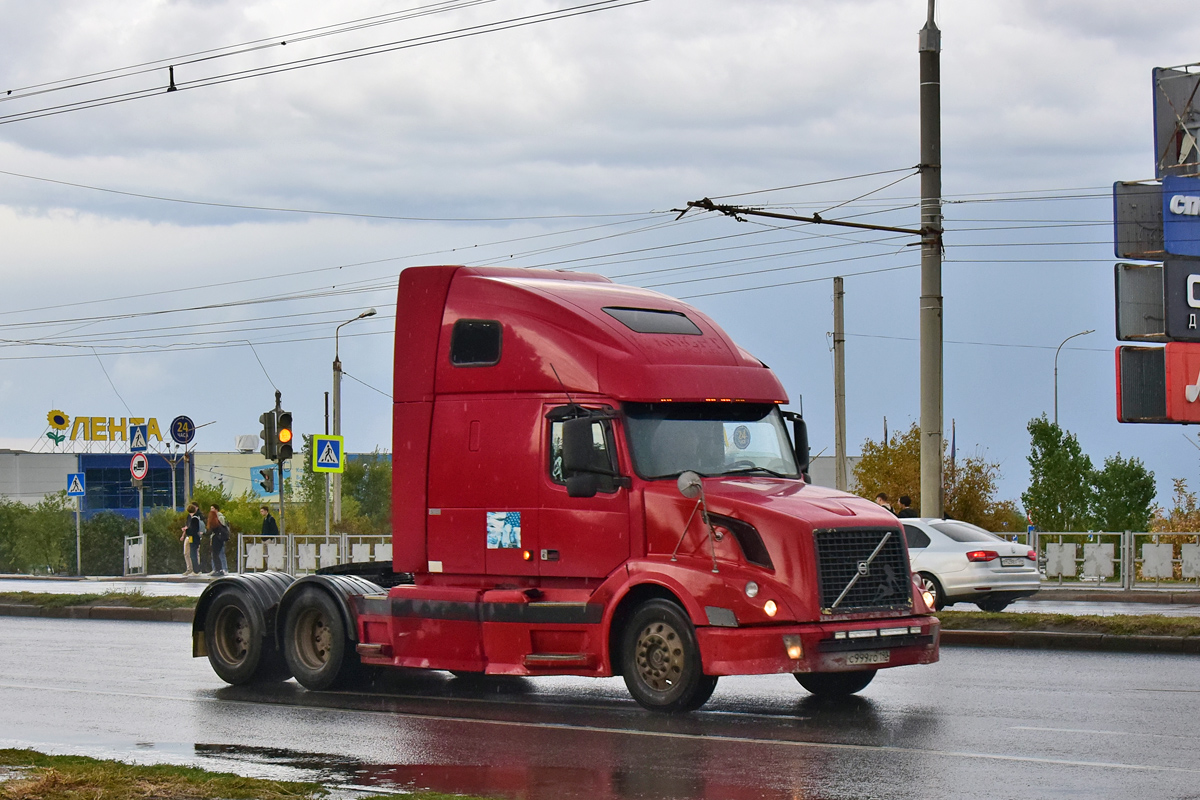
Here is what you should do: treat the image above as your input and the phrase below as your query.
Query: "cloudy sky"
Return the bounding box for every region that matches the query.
[2,0,1198,509]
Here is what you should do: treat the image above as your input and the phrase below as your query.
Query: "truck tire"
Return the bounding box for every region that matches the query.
[795,669,876,697]
[621,599,717,712]
[204,590,289,685]
[283,586,359,691]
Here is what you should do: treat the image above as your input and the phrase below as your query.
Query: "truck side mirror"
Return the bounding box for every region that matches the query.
[566,473,600,498]
[786,413,810,476]
[561,417,612,475]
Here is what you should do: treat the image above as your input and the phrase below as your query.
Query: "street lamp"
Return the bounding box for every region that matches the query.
[333,308,377,525]
[1054,329,1094,426]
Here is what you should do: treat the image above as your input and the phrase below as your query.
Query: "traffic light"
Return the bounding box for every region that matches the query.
[276,410,294,461]
[259,410,278,460]
[259,467,275,494]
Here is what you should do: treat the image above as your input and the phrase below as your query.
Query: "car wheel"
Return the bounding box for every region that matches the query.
[204,590,289,685]
[918,572,946,611]
[621,599,717,712]
[795,669,876,697]
[976,598,1011,613]
[283,587,359,691]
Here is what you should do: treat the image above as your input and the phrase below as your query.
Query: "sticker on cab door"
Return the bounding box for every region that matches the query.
[486,511,522,549]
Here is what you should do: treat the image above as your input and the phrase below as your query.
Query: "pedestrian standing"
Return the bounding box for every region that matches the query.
[180,503,201,576]
[260,505,280,537]
[897,495,918,518]
[874,492,895,514]
[208,504,229,576]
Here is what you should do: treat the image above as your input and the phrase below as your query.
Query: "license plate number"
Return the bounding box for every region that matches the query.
[1001,557,1025,567]
[846,650,889,665]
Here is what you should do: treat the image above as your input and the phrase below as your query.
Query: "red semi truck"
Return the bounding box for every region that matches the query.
[194,265,939,711]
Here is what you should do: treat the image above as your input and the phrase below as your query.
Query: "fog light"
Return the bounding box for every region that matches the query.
[745,581,759,598]
[763,600,777,617]
[922,590,935,608]
[782,634,803,660]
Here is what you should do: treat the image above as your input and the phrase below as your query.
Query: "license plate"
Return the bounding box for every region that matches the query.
[1001,557,1025,567]
[846,650,890,665]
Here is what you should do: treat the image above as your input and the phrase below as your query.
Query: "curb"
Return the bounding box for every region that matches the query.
[0,604,194,623]
[1031,589,1200,604]
[941,629,1200,654]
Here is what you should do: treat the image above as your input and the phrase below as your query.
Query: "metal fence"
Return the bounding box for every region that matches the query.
[1032,531,1200,589]
[236,533,392,575]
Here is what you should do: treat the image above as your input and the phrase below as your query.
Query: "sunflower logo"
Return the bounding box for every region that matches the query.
[46,410,70,445]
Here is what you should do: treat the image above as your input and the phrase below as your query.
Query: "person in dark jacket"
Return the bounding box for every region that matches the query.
[897,496,918,518]
[179,503,201,575]
[207,504,229,576]
[260,505,280,537]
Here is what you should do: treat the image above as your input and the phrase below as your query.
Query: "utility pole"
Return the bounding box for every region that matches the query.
[919,0,944,518]
[833,277,848,491]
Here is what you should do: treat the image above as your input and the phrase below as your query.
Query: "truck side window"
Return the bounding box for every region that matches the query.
[450,319,502,366]
[549,412,618,493]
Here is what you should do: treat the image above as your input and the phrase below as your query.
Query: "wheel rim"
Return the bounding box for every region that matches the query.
[921,575,938,604]
[634,620,685,692]
[294,607,333,670]
[213,606,250,666]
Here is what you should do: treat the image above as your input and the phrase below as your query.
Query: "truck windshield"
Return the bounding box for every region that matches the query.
[624,402,800,480]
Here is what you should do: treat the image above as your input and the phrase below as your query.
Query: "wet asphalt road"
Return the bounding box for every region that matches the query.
[2,617,1199,799]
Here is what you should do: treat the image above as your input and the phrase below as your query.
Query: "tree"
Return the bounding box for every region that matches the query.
[852,422,920,510]
[1022,415,1093,532]
[853,421,1020,529]
[1091,453,1156,531]
[1151,478,1200,532]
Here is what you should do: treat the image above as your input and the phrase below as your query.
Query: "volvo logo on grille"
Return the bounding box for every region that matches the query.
[857,561,870,576]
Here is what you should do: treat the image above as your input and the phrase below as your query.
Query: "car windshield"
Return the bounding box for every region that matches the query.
[623,402,800,480]
[930,521,1004,543]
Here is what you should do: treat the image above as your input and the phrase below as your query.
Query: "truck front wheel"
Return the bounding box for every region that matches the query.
[283,587,357,691]
[204,590,289,685]
[795,669,876,697]
[621,599,717,712]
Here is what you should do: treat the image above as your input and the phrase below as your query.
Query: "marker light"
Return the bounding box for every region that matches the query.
[745,581,759,598]
[763,600,778,617]
[782,635,803,660]
[522,550,532,561]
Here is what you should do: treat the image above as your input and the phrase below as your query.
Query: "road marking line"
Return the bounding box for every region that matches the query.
[2,681,1197,774]
[1012,726,1188,739]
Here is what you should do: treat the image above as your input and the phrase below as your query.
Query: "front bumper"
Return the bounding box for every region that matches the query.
[696,615,940,675]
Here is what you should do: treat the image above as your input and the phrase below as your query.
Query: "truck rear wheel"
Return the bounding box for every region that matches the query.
[795,669,876,697]
[621,599,717,712]
[283,587,358,691]
[204,590,289,685]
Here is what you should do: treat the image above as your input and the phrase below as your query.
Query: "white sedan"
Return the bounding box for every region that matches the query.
[901,518,1041,612]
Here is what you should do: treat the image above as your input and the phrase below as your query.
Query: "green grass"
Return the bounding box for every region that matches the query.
[0,591,196,610]
[938,609,1200,637]
[0,749,493,800]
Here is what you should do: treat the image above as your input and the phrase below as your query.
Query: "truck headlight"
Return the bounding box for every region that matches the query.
[745,581,759,598]
[763,599,777,617]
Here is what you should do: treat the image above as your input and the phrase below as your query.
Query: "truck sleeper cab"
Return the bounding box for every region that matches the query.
[194,265,938,712]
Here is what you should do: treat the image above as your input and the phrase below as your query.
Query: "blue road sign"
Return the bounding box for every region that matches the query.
[66,473,86,497]
[170,415,196,445]
[312,435,345,473]
[129,424,149,453]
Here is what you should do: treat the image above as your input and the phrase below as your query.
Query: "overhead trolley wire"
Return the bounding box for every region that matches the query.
[0,0,652,126]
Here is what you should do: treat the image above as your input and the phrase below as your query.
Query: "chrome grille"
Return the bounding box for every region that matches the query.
[813,528,912,613]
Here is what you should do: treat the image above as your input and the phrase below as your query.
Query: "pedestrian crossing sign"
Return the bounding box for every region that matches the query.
[129,424,149,453]
[66,473,86,497]
[312,434,345,473]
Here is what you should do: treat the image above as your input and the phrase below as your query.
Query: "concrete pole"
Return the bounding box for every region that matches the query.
[833,277,848,491]
[919,0,944,518]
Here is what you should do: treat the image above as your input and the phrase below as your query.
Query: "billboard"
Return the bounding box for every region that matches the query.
[1163,175,1200,257]
[1153,67,1200,179]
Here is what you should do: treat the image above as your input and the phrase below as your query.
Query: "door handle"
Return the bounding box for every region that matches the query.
[540,549,560,562]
